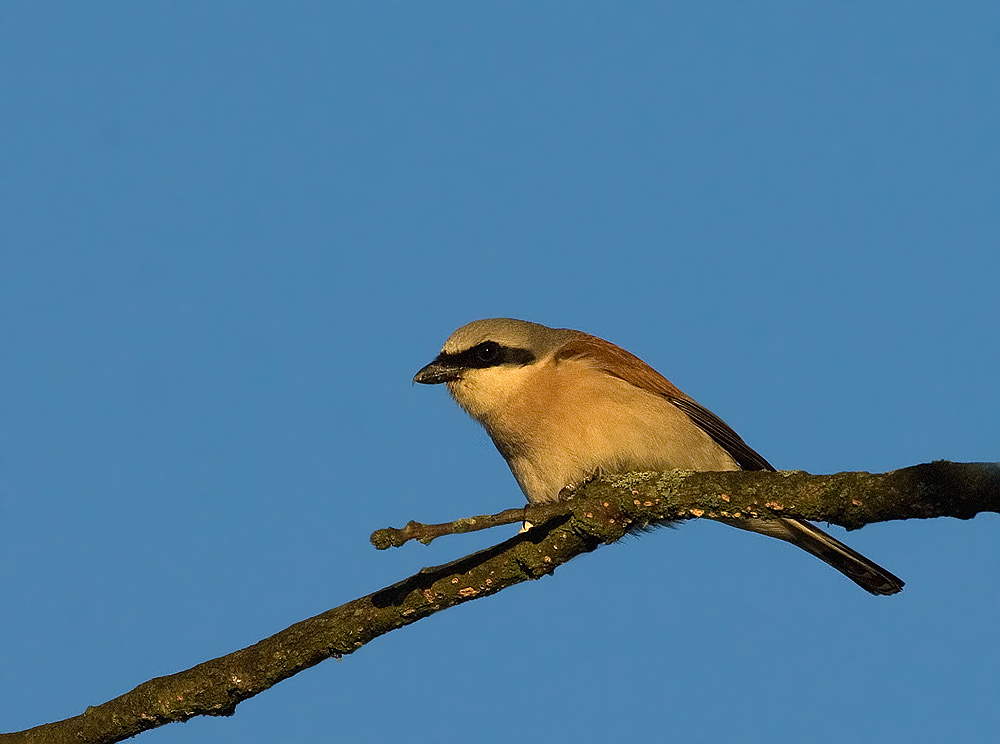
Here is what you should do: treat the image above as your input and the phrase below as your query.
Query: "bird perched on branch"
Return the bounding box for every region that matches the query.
[414,318,903,596]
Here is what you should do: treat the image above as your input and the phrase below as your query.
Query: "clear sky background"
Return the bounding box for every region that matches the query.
[2,4,999,743]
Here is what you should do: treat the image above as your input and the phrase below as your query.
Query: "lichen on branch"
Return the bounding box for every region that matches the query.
[4,461,997,744]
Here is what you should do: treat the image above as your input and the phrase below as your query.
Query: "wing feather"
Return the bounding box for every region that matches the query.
[555,334,774,471]
[553,332,904,595]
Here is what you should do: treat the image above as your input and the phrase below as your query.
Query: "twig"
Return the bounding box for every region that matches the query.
[370,501,576,548]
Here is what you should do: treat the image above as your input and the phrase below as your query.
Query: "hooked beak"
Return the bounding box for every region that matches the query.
[413,359,461,385]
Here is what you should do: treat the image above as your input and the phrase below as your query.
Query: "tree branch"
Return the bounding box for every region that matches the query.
[5,461,997,744]
[372,459,1000,547]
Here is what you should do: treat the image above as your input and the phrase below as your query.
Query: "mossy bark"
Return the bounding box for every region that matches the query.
[4,461,997,744]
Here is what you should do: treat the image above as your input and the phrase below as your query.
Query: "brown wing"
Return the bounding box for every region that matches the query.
[555,332,904,595]
[554,333,775,472]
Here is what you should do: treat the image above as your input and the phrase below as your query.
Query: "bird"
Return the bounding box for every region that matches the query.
[413,318,904,596]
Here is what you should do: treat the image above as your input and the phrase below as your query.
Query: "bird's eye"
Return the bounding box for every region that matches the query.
[475,341,501,364]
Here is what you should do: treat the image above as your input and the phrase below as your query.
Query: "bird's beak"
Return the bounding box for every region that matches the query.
[413,360,461,385]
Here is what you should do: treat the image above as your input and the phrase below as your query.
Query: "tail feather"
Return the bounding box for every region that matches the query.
[719,517,905,596]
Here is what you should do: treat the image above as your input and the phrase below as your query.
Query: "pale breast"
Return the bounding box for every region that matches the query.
[486,358,740,503]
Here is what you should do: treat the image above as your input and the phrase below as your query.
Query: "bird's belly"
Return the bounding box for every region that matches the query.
[501,398,740,504]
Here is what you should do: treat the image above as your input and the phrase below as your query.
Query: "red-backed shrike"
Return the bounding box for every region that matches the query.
[415,318,903,595]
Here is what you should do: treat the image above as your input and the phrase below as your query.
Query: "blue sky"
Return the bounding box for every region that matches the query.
[2,3,998,742]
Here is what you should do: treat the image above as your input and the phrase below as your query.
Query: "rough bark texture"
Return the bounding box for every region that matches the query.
[4,461,998,744]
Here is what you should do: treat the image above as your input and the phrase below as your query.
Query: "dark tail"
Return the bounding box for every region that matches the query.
[719,516,905,596]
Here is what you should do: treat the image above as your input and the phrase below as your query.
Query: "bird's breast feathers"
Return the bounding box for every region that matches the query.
[465,353,739,503]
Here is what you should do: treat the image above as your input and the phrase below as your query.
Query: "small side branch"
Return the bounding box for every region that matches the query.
[370,502,574,549]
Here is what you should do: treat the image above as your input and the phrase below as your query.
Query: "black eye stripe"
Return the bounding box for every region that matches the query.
[435,342,535,370]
